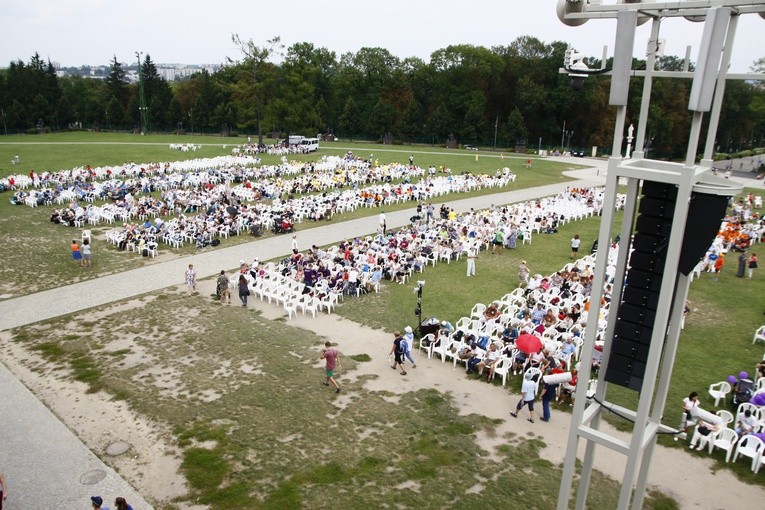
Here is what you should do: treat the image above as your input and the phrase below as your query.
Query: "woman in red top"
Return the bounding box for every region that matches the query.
[748,253,758,279]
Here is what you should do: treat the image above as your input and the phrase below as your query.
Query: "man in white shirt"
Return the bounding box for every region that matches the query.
[466,242,478,277]
[379,211,387,235]
[511,371,538,423]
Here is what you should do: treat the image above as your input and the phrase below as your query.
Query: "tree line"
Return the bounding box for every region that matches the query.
[0,36,762,159]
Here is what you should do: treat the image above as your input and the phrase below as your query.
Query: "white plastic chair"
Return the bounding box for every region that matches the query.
[470,303,487,321]
[431,336,454,363]
[492,356,512,387]
[708,428,739,461]
[283,298,299,320]
[708,381,731,407]
[445,340,467,368]
[754,325,765,346]
[716,409,734,427]
[732,435,764,470]
[418,333,435,359]
[737,403,761,424]
[689,424,719,451]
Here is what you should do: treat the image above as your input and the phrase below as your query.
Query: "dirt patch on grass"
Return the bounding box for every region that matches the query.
[4,283,755,509]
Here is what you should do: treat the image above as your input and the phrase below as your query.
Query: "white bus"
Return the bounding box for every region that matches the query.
[299,138,320,152]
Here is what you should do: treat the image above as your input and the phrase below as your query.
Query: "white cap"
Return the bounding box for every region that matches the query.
[405,326,413,333]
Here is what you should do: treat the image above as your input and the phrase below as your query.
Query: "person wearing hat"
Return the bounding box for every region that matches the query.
[439,320,454,338]
[402,326,417,368]
[90,496,109,509]
[510,370,538,423]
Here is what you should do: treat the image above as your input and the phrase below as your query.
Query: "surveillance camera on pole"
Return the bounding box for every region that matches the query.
[563,45,609,90]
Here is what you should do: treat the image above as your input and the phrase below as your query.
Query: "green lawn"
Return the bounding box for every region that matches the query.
[12,134,762,507]
[0,132,583,296]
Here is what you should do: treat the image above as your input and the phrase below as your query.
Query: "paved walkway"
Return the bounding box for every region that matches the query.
[0,157,760,508]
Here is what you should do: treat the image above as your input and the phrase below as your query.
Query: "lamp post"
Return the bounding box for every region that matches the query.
[493,115,498,149]
[1,107,7,136]
[413,281,425,335]
[560,119,566,148]
[564,130,574,153]
[138,106,148,135]
[189,108,194,135]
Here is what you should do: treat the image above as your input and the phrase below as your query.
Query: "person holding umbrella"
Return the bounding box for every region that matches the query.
[511,370,538,423]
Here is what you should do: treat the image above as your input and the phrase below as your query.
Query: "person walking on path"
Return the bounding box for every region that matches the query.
[185,263,198,295]
[321,341,341,393]
[466,242,478,276]
[402,326,418,368]
[570,234,581,259]
[511,371,538,423]
[749,253,758,279]
[539,369,558,422]
[71,239,83,267]
[390,331,407,375]
[237,274,249,307]
[216,270,230,304]
[90,496,109,509]
[114,497,134,510]
[81,238,93,268]
[379,211,387,236]
[291,234,298,253]
[737,251,747,277]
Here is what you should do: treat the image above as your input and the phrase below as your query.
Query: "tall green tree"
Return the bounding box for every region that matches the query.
[229,34,284,144]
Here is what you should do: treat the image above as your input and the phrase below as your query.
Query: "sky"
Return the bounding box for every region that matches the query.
[0,0,762,72]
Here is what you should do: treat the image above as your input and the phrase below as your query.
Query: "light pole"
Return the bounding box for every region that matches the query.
[493,115,498,149]
[1,107,7,135]
[189,108,194,134]
[136,51,148,135]
[413,281,425,335]
[560,119,566,148]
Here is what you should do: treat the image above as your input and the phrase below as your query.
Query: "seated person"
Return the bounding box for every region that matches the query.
[475,343,501,381]
[735,409,757,437]
[526,349,546,371]
[530,303,546,325]
[483,303,501,322]
[688,419,721,450]
[512,350,528,374]
[558,369,579,405]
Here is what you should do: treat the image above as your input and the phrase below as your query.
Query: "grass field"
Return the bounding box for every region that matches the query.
[0,132,581,296]
[3,133,763,508]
